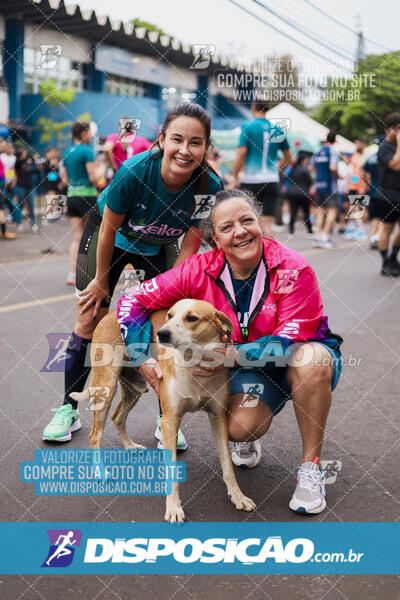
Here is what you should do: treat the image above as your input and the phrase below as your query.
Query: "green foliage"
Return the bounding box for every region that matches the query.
[37,112,91,148]
[131,18,173,39]
[312,52,400,142]
[39,79,77,107]
[37,77,90,148]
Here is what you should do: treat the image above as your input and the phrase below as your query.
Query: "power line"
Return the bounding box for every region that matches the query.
[303,0,391,52]
[268,0,356,58]
[227,0,354,72]
[250,0,355,62]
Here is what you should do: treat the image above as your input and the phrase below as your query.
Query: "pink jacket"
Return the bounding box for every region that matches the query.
[117,238,341,363]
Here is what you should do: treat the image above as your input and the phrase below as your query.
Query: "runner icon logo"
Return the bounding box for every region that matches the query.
[275,269,299,294]
[320,460,342,484]
[42,529,82,568]
[346,195,370,220]
[190,45,216,69]
[239,383,264,407]
[41,333,79,372]
[37,45,62,69]
[118,118,142,143]
[192,195,216,220]
[269,118,292,143]
[45,195,66,221]
[121,268,146,295]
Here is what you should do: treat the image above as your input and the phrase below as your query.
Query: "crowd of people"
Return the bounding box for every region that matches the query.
[2,103,400,281]
[231,101,400,277]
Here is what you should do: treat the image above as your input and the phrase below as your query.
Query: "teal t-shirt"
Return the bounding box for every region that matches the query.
[239,118,290,184]
[63,144,96,197]
[97,150,222,254]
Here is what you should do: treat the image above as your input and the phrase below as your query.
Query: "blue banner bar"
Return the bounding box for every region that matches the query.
[0,523,398,574]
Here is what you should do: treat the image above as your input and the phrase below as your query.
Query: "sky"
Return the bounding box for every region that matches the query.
[67,0,398,71]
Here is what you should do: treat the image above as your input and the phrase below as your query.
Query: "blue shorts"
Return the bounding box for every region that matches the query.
[230,342,342,416]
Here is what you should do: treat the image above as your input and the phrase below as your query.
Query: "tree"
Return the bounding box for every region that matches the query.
[312,52,400,142]
[38,112,90,146]
[37,80,90,149]
[39,79,77,107]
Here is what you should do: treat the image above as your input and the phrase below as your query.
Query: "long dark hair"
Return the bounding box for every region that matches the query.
[150,103,223,193]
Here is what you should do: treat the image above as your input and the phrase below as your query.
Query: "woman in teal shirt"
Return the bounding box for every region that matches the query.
[43,103,223,446]
[62,121,97,285]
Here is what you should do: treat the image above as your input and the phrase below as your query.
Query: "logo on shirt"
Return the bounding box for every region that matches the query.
[127,219,184,239]
[137,278,159,296]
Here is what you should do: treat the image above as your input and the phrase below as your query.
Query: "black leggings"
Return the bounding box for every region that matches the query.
[288,194,313,235]
[76,205,176,304]
[65,205,177,409]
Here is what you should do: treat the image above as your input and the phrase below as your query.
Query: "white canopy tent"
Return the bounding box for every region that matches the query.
[266,103,355,154]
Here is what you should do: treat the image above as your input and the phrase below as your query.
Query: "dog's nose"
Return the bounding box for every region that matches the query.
[157,328,171,344]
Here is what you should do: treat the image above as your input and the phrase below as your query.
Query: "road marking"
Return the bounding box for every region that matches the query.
[0,254,64,267]
[0,293,74,313]
[0,285,125,314]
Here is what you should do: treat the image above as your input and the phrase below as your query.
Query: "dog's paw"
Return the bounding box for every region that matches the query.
[229,489,256,512]
[165,502,185,523]
[124,443,146,450]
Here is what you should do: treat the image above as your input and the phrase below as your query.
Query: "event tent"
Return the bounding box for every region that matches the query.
[266,103,355,154]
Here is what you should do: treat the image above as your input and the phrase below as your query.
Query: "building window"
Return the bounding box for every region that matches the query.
[105,74,144,97]
[24,48,86,93]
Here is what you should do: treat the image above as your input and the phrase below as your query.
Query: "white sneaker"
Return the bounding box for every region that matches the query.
[16,223,23,233]
[31,224,39,233]
[231,440,261,468]
[289,460,326,514]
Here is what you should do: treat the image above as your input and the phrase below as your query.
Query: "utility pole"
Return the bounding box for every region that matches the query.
[354,14,365,66]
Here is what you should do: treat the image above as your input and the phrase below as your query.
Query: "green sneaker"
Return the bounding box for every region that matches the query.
[154,414,188,450]
[42,405,81,442]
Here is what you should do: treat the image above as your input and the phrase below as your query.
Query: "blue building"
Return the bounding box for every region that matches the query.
[0,0,250,152]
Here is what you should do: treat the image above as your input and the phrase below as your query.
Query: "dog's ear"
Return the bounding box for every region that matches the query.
[214,310,233,342]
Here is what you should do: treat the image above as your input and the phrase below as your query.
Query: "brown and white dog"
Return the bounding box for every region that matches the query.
[71,299,256,522]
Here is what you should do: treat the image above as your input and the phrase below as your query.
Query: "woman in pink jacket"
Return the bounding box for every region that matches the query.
[117,189,343,515]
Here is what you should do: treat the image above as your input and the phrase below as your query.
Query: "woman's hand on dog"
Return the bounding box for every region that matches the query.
[194,334,240,377]
[139,358,163,396]
[78,278,110,318]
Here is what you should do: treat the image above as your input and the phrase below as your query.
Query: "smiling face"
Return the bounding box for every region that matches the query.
[212,197,264,276]
[159,116,208,187]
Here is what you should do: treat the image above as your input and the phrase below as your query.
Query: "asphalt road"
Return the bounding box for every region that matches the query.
[1,218,399,599]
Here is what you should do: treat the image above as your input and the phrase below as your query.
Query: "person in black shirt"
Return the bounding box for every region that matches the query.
[286,153,313,237]
[377,113,400,276]
[15,149,38,232]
